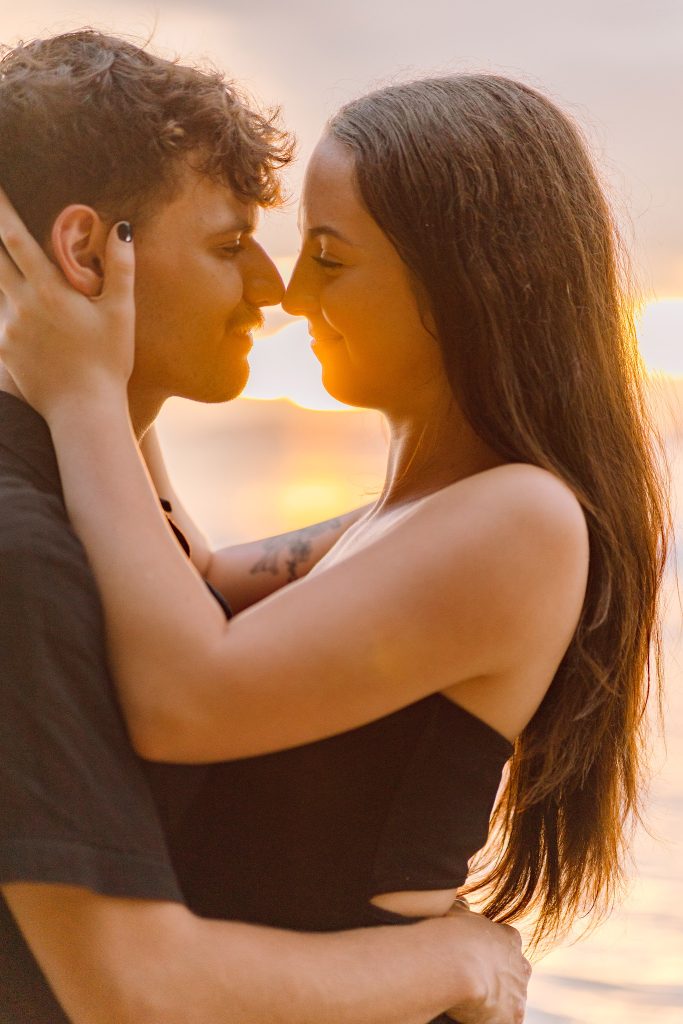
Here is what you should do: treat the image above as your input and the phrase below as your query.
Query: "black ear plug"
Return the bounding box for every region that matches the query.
[116,222,133,242]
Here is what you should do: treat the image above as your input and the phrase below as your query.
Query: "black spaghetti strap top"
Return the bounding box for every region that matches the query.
[152,696,512,1024]
[149,513,513,1022]
[162,694,512,928]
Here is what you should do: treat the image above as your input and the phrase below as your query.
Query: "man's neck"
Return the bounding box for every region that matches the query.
[0,364,163,442]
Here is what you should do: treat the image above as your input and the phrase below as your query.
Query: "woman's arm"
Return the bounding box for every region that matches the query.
[45,393,583,762]
[0,206,587,764]
[141,426,367,611]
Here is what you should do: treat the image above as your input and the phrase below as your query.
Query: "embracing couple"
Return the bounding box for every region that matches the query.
[0,28,669,1024]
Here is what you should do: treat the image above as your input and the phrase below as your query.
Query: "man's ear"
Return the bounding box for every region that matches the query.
[50,206,108,297]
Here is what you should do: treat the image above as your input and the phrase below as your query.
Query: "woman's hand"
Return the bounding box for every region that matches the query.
[0,189,135,421]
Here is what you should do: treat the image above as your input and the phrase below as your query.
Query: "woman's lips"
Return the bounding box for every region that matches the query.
[310,331,343,348]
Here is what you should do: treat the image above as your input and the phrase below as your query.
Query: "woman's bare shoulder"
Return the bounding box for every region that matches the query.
[403,463,589,671]
[424,462,588,556]
[429,466,590,736]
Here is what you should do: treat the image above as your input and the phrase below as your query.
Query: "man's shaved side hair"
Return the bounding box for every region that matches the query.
[0,29,294,242]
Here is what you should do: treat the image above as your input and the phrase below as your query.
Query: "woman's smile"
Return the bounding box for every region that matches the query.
[309,330,344,351]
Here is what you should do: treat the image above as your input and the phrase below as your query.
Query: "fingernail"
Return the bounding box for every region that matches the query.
[117,222,133,242]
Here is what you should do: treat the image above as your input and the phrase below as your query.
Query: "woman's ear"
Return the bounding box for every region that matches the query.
[50,205,108,297]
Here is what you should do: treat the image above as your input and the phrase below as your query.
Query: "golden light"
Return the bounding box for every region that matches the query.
[245,320,347,411]
[276,478,364,529]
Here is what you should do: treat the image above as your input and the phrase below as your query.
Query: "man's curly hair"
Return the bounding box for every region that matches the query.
[0,29,294,242]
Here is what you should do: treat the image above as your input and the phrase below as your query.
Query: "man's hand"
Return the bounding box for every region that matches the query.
[444,905,530,1024]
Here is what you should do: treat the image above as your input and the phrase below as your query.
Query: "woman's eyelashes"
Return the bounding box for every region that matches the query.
[311,252,343,270]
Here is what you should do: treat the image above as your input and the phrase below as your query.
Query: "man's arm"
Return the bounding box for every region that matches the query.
[4,882,528,1024]
[141,426,368,612]
[204,510,365,613]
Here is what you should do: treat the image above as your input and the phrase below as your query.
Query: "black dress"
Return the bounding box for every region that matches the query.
[152,695,512,1023]
[150,520,514,1023]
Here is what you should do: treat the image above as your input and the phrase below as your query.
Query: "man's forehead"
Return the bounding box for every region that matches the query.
[165,165,259,234]
[204,208,258,237]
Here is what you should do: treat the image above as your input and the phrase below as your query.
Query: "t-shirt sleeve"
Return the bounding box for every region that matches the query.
[0,528,182,902]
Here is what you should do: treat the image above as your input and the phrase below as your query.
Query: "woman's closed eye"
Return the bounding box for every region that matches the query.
[311,252,344,270]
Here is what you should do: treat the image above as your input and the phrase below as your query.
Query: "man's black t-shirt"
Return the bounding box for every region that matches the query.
[0,392,183,1022]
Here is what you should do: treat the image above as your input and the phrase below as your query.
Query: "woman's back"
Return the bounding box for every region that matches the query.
[150,694,512,932]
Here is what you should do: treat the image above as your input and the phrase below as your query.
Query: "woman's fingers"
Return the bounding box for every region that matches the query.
[0,206,136,417]
[0,245,25,297]
[0,189,134,310]
[100,222,136,305]
[0,187,53,281]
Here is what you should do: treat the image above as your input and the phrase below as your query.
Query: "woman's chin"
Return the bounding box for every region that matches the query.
[320,370,377,411]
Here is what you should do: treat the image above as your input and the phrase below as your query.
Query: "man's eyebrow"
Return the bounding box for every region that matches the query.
[307,225,356,246]
[207,217,256,238]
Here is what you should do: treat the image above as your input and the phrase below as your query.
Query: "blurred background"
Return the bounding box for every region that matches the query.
[1,2,681,1020]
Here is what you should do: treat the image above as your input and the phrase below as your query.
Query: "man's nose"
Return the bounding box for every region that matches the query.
[244,244,285,308]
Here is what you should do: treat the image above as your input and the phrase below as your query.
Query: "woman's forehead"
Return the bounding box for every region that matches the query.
[299,136,367,233]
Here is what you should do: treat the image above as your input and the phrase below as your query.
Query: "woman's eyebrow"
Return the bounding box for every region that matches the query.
[307,225,357,246]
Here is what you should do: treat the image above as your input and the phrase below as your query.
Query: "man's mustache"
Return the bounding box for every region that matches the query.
[229,307,264,334]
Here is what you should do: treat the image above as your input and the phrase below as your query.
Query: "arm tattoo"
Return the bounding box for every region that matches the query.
[250,517,344,582]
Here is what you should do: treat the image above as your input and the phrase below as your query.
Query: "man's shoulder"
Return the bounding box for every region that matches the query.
[0,468,74,543]
[0,473,97,598]
[0,474,108,681]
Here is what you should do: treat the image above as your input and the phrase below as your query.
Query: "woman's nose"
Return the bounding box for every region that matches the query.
[244,244,285,308]
[282,257,316,317]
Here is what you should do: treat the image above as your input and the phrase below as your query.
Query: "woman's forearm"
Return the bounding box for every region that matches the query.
[48,393,231,732]
[47,394,424,763]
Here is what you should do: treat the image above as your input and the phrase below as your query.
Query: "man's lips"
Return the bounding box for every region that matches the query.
[231,322,262,335]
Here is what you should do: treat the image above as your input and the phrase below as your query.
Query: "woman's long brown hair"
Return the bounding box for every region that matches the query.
[330,75,671,948]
